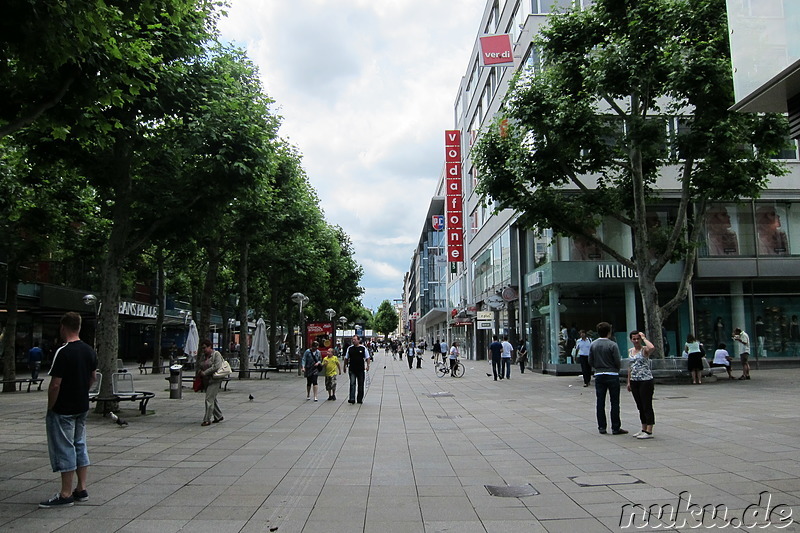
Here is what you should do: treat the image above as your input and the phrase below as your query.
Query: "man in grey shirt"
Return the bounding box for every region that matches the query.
[588,322,627,435]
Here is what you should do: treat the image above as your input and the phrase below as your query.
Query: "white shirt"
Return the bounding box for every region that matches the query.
[501,341,513,358]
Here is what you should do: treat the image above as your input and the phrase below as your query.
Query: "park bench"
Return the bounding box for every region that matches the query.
[90,372,154,415]
[1,378,44,392]
[179,376,231,391]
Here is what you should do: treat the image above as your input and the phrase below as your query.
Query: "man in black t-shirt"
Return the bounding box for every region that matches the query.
[344,335,370,404]
[41,312,97,509]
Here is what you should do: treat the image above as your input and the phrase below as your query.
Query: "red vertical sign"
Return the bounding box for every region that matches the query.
[445,130,463,262]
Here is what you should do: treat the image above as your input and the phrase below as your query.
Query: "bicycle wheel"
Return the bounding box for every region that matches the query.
[436,364,448,378]
[452,362,465,378]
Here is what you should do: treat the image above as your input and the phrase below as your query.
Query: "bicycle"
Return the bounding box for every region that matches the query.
[435,356,465,378]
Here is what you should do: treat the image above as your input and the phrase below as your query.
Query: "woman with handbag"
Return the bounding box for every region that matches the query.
[198,339,226,426]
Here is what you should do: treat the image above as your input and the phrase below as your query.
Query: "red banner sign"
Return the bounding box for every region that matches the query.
[479,34,515,67]
[445,130,463,262]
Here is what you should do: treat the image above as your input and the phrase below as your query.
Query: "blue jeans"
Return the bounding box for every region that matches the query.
[501,358,512,379]
[46,410,89,473]
[349,370,365,402]
[491,357,502,379]
[594,374,621,432]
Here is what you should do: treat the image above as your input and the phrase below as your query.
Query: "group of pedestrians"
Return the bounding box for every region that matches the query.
[487,334,528,380]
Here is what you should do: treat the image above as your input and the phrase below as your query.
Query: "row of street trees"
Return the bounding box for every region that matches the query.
[473,0,790,355]
[1,1,365,393]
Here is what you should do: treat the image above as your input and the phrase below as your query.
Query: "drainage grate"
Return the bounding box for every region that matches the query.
[426,392,454,398]
[569,474,643,487]
[436,414,461,419]
[485,484,540,497]
[661,396,688,399]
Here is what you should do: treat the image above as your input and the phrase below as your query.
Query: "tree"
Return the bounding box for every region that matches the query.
[0,141,96,390]
[373,300,399,337]
[473,0,789,356]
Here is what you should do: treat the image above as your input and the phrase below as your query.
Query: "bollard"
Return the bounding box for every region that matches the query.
[169,364,183,399]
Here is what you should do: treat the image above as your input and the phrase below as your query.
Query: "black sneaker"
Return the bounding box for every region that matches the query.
[612,429,629,435]
[39,493,74,508]
[72,489,89,502]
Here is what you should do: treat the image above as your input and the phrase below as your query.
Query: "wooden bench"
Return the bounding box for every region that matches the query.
[2,378,45,392]
[138,364,170,375]
[178,376,230,391]
[90,392,155,415]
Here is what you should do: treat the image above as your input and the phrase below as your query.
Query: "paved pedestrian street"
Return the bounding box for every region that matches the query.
[2,355,799,532]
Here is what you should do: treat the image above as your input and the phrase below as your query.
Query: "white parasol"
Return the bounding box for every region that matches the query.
[184,320,199,364]
[249,317,268,364]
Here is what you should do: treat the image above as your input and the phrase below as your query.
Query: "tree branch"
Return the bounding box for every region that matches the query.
[0,70,79,138]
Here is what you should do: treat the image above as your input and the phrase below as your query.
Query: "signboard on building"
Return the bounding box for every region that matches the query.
[432,215,444,231]
[477,320,494,330]
[477,311,493,320]
[445,130,463,262]
[479,34,515,67]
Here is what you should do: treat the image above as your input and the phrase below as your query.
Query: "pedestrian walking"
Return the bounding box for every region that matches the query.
[29,342,43,380]
[432,339,441,365]
[406,341,415,369]
[516,339,528,374]
[501,335,514,379]
[733,327,751,379]
[302,341,322,401]
[576,330,593,387]
[588,322,627,435]
[415,345,423,368]
[344,335,370,404]
[627,331,655,439]
[198,339,224,426]
[40,312,97,508]
[448,341,460,374]
[488,335,503,380]
[322,349,342,401]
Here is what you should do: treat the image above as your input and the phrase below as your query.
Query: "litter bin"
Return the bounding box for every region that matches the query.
[169,364,183,399]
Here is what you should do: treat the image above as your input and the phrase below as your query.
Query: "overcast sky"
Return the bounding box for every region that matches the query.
[218,1,486,312]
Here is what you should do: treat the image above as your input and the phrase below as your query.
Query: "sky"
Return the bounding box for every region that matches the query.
[218,1,486,312]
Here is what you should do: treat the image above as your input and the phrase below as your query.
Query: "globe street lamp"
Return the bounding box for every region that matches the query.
[291,292,309,374]
[325,308,336,355]
[339,316,348,347]
[83,294,99,348]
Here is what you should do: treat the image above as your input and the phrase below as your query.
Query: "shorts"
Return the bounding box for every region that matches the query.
[306,374,318,386]
[46,410,89,473]
[325,375,337,391]
[740,353,749,364]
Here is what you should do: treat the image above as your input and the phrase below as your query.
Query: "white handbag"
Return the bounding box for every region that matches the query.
[213,359,232,378]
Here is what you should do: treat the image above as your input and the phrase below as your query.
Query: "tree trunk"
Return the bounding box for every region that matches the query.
[2,259,20,391]
[199,234,221,343]
[237,239,250,378]
[152,247,165,373]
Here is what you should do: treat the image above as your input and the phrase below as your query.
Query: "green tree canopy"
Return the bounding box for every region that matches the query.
[373,300,399,336]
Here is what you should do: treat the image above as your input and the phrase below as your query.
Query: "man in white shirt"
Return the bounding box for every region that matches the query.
[501,335,514,379]
[733,327,751,380]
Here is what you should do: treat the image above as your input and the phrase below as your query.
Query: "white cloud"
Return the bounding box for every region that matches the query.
[219,0,485,309]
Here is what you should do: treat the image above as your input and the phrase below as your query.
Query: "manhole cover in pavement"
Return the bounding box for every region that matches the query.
[427,392,454,397]
[569,474,643,487]
[436,415,461,419]
[485,484,539,497]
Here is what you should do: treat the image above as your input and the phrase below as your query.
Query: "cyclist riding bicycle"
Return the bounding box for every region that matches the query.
[449,341,460,374]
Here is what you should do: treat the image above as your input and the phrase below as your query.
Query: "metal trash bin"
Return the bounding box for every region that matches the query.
[169,364,183,399]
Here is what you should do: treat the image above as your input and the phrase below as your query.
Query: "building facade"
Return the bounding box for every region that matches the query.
[407,0,800,373]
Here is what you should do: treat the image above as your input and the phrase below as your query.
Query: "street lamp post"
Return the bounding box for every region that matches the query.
[82,294,100,348]
[325,308,336,355]
[339,316,348,348]
[291,292,309,375]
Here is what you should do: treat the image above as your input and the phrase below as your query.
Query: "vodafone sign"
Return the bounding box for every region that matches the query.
[445,130,463,263]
